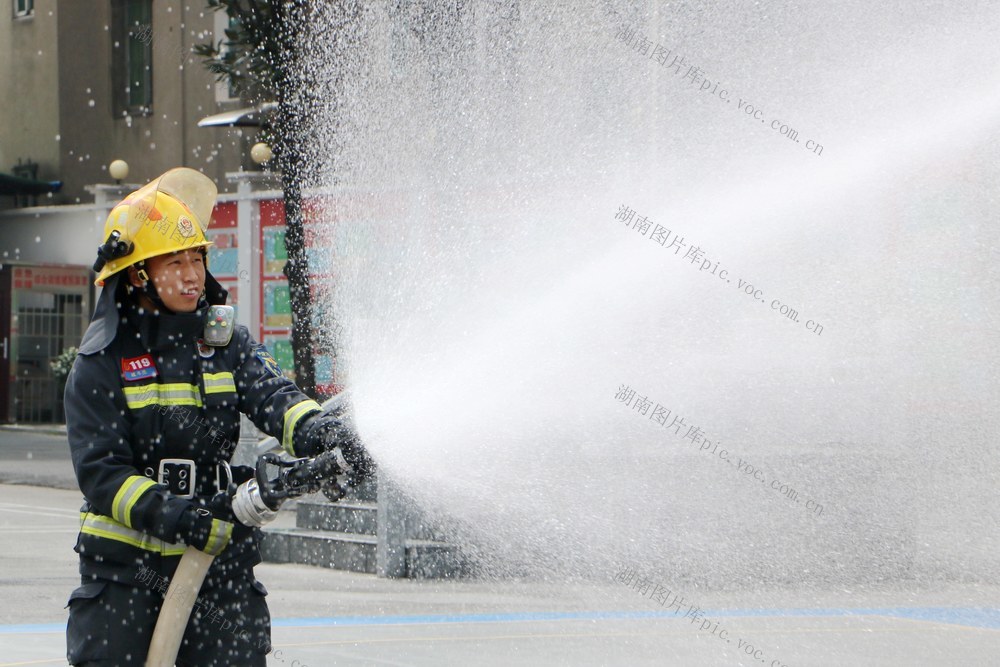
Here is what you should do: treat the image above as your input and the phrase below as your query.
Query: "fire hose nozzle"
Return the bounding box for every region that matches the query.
[231,477,279,528]
[230,449,354,528]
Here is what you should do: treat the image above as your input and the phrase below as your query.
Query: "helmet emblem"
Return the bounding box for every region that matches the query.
[177,216,196,238]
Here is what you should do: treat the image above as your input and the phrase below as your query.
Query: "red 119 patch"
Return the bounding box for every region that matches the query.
[121,354,158,381]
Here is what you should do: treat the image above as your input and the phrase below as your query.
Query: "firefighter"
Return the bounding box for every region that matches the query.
[64,168,370,666]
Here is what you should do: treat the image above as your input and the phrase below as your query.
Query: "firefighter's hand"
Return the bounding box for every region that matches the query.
[299,415,350,455]
[325,428,375,487]
[206,488,251,532]
[300,417,374,479]
[188,508,233,556]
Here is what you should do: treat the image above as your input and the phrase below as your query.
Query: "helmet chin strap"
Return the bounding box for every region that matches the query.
[134,262,176,315]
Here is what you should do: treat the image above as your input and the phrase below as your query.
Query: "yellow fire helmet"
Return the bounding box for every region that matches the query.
[93,167,218,285]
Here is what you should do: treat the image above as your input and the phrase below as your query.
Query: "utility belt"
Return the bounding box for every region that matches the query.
[145,459,253,499]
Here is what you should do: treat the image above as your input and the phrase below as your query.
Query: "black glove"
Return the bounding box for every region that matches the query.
[176,506,233,556]
[205,465,265,534]
[299,415,375,485]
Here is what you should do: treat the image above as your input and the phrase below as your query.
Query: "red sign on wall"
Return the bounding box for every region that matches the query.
[13,267,89,290]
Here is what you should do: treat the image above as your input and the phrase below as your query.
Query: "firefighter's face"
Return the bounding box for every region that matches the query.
[136,249,207,312]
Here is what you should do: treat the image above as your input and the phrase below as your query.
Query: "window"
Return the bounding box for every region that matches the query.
[213,9,240,103]
[13,0,33,18]
[111,0,153,116]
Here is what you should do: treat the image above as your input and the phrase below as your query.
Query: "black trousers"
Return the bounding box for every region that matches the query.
[66,561,271,666]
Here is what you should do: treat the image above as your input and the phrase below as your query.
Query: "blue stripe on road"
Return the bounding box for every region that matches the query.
[709,606,1000,629]
[271,606,1000,630]
[4,606,998,635]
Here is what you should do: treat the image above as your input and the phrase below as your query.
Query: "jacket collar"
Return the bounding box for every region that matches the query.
[125,297,207,352]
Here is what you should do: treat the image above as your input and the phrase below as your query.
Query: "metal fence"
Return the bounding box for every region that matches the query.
[13,292,84,423]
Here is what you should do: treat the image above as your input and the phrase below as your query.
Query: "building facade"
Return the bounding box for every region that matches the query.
[0,0,267,422]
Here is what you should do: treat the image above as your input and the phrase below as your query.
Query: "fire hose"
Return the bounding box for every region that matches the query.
[145,448,355,666]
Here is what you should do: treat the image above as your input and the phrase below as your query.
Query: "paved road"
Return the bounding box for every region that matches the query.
[0,430,997,665]
[0,427,76,490]
[1,484,998,666]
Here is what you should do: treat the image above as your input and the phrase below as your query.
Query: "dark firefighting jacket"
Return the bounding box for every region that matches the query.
[65,275,326,581]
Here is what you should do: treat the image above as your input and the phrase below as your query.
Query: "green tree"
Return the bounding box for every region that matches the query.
[195,0,327,395]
